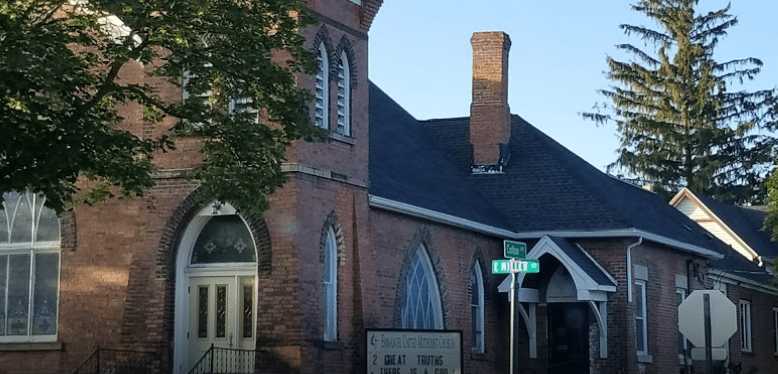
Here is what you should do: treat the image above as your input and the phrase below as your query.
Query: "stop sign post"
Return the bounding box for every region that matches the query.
[678,290,737,371]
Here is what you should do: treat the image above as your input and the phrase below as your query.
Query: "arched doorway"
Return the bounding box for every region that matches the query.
[172,203,258,374]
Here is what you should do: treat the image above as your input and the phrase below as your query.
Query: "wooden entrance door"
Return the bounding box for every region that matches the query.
[548,303,590,374]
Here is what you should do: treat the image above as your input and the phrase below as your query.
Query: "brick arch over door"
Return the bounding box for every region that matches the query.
[118,187,272,356]
[392,226,450,329]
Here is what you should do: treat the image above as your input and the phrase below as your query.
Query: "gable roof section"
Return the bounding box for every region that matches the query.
[675,190,778,259]
[368,83,512,230]
[421,115,725,254]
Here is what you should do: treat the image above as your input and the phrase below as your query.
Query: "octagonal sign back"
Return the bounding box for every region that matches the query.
[678,290,737,347]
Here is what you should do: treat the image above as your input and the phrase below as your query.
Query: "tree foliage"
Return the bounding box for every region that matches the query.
[0,0,319,214]
[584,0,778,204]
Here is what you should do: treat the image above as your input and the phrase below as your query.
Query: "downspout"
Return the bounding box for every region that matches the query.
[626,237,643,303]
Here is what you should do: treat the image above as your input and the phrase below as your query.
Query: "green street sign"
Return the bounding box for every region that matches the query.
[492,259,512,274]
[503,240,527,259]
[491,259,540,274]
[515,259,540,273]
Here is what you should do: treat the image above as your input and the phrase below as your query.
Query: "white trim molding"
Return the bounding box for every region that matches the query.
[708,270,778,296]
[369,195,724,260]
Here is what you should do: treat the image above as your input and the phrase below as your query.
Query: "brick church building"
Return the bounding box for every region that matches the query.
[2,1,778,374]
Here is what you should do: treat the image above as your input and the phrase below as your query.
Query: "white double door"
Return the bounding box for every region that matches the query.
[187,275,256,372]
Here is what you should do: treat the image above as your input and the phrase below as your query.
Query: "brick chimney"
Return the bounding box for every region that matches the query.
[469,32,511,173]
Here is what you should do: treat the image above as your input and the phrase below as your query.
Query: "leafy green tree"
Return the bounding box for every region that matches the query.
[0,0,319,214]
[584,0,778,204]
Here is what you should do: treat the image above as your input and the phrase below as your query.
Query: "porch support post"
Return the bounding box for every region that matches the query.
[516,302,538,359]
[588,300,608,358]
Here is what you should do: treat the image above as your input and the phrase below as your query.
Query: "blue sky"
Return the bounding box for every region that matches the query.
[368,1,778,171]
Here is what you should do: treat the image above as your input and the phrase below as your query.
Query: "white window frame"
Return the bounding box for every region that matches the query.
[471,261,485,353]
[322,227,337,342]
[739,299,752,352]
[773,307,778,356]
[634,279,648,356]
[0,192,61,343]
[314,43,329,130]
[335,51,351,136]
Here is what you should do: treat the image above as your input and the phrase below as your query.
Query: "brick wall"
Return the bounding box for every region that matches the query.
[720,281,778,374]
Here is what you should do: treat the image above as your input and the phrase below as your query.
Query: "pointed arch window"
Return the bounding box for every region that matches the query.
[336,51,351,136]
[400,246,443,330]
[0,191,61,342]
[315,43,329,129]
[471,261,485,352]
[190,215,256,264]
[323,227,338,341]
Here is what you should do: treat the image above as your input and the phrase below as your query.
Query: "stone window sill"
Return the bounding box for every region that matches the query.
[329,133,355,146]
[637,353,653,364]
[317,340,341,351]
[469,352,488,361]
[0,342,63,352]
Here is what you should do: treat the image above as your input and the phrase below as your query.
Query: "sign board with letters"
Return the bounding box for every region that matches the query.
[503,240,527,259]
[366,329,462,374]
[491,259,540,275]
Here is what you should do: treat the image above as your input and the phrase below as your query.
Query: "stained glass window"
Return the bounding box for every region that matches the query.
[216,285,227,338]
[0,191,60,341]
[242,284,253,338]
[191,216,256,264]
[400,246,443,330]
[198,286,208,338]
[322,227,337,341]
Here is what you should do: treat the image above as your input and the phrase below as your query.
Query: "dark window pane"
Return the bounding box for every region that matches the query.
[243,285,253,338]
[216,285,226,338]
[7,254,30,335]
[0,255,6,335]
[191,216,256,264]
[32,253,59,335]
[198,286,208,338]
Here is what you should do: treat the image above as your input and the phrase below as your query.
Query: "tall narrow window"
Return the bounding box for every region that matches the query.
[676,288,688,358]
[336,51,351,136]
[314,43,329,129]
[400,246,443,330]
[739,300,752,352]
[634,280,648,355]
[0,191,61,342]
[323,227,337,341]
[773,307,778,355]
[471,262,485,353]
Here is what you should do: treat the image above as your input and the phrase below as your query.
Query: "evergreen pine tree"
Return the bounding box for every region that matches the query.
[584,0,778,204]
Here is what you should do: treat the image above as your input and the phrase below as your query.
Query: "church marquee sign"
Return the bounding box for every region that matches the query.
[365,329,462,374]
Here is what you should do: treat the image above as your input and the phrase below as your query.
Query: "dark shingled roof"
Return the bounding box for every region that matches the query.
[711,248,774,285]
[368,81,725,256]
[549,237,616,287]
[693,193,778,259]
[368,84,512,229]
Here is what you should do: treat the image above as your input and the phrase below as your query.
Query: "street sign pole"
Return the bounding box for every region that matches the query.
[509,260,516,374]
[704,293,712,374]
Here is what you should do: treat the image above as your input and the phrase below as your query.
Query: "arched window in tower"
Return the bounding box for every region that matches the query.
[322,227,338,341]
[0,191,61,341]
[315,43,329,129]
[336,51,351,136]
[471,261,485,352]
[400,245,443,330]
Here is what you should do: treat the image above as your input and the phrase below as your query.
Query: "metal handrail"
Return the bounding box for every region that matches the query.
[72,345,160,374]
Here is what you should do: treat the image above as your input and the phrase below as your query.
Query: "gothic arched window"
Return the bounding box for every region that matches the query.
[335,51,351,136]
[471,261,485,352]
[400,245,443,330]
[314,42,329,129]
[0,191,61,341]
[190,215,256,264]
[322,227,337,341]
